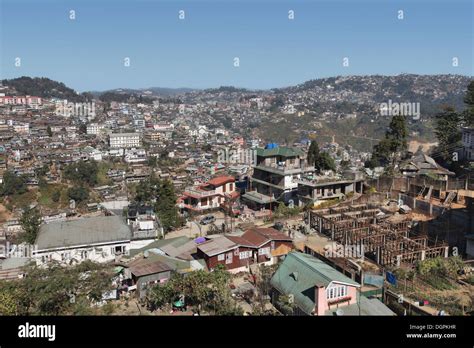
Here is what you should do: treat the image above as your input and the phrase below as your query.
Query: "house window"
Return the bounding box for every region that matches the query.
[239,251,251,259]
[81,251,88,260]
[225,252,233,264]
[217,254,225,261]
[258,247,270,256]
[326,285,347,300]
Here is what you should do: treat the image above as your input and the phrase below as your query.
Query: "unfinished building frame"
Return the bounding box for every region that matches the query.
[307,203,449,267]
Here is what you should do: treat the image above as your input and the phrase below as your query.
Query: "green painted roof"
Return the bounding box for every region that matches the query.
[270,252,359,314]
[256,146,304,158]
[129,236,190,257]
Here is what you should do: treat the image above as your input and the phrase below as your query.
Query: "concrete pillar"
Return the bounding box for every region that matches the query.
[421,250,426,261]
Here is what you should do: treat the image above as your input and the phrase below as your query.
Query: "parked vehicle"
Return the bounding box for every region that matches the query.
[200,215,216,225]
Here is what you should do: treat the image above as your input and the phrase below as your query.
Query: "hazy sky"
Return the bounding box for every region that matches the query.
[1,0,472,91]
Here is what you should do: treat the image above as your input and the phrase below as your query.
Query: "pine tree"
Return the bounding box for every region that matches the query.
[307,141,336,173]
[155,179,181,232]
[19,207,42,244]
[307,141,320,166]
[368,115,408,168]
[463,80,474,127]
[434,106,462,168]
[386,115,408,154]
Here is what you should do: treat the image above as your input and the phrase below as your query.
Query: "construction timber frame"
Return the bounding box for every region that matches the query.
[307,203,449,267]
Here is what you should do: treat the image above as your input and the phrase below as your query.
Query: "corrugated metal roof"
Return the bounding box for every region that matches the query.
[129,258,172,277]
[197,236,237,256]
[36,216,131,250]
[270,252,359,314]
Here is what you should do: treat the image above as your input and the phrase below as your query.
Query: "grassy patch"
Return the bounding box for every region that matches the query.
[9,190,37,209]
[97,162,113,186]
[38,184,68,209]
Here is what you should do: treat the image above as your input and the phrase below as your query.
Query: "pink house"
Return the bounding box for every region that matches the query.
[270,252,394,316]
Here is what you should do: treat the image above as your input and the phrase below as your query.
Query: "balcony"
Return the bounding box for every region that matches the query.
[183,187,218,198]
[294,176,357,187]
[253,163,314,175]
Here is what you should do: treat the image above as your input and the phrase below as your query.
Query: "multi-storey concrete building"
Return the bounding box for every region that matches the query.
[242,144,314,209]
[109,132,141,149]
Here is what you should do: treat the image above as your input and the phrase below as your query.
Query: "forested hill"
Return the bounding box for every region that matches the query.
[2,76,88,102]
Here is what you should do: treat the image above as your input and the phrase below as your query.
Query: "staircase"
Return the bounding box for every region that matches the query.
[424,185,433,200]
[443,191,457,206]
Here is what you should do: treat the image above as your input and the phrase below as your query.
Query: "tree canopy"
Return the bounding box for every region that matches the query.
[133,176,182,232]
[367,115,407,168]
[19,207,42,244]
[0,171,28,197]
[63,160,98,186]
[307,141,336,172]
[0,261,113,315]
[146,265,243,315]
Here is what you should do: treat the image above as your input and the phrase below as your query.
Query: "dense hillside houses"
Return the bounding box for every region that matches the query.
[0,75,472,319]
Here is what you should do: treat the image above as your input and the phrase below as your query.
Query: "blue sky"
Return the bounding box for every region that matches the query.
[1,0,472,91]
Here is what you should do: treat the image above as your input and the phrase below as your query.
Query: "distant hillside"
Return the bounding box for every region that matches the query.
[2,76,87,102]
[281,74,472,113]
[97,91,154,104]
[90,87,196,98]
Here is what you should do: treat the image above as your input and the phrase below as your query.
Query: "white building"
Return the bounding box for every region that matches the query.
[109,132,141,149]
[13,123,29,134]
[87,123,104,135]
[124,149,147,163]
[461,127,474,162]
[33,216,153,265]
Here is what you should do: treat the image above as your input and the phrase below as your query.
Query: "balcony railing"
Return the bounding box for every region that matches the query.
[184,187,218,197]
[254,163,314,174]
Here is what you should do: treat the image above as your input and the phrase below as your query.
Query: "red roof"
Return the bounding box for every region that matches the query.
[248,227,292,241]
[207,176,235,187]
[227,227,292,248]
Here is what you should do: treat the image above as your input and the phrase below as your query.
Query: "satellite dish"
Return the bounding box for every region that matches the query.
[336,308,344,316]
